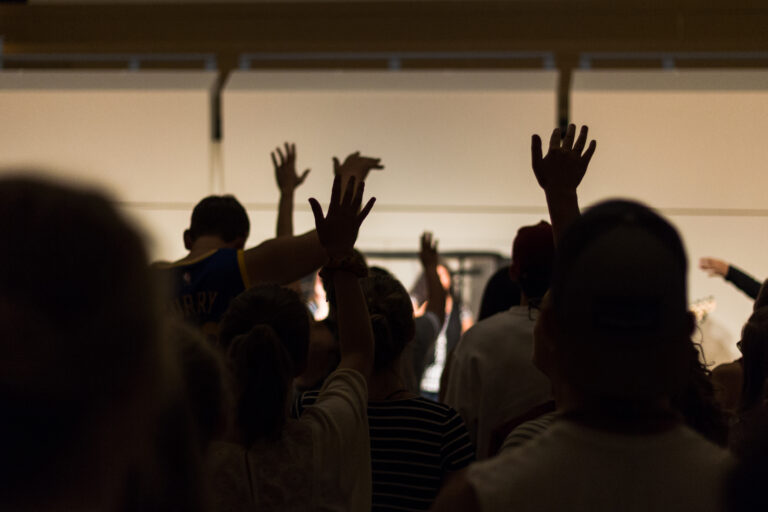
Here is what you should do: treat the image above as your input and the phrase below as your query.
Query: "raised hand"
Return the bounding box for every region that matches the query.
[333,152,384,181]
[531,124,597,193]
[420,232,439,269]
[699,257,729,278]
[308,175,376,258]
[272,142,310,192]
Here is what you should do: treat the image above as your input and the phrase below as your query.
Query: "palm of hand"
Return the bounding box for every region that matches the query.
[533,148,588,191]
[272,142,310,191]
[309,176,376,257]
[531,124,596,193]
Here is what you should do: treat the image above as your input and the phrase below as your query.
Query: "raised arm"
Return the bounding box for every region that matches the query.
[531,124,597,244]
[420,231,447,326]
[309,175,377,383]
[272,142,310,238]
[241,151,381,287]
[700,257,762,300]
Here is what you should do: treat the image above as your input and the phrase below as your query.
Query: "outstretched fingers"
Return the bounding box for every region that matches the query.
[562,124,576,150]
[531,134,544,166]
[582,140,597,166]
[358,197,376,223]
[548,128,561,151]
[341,176,357,207]
[308,198,325,227]
[351,179,366,211]
[573,125,588,154]
[329,174,343,213]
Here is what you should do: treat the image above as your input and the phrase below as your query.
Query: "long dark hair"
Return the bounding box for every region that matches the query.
[219,285,310,443]
[361,272,416,372]
[739,307,768,413]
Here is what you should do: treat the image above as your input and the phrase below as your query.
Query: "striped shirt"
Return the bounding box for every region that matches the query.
[296,393,475,511]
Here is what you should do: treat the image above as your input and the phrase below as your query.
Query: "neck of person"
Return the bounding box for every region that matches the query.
[367,355,416,401]
[186,235,240,259]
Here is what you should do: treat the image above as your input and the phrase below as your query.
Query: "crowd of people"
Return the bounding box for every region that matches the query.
[2,124,767,511]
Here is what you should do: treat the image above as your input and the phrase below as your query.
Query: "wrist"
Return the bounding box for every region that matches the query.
[279,186,296,195]
[320,252,368,280]
[544,188,578,200]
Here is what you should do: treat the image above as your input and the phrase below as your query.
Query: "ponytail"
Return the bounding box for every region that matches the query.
[229,325,294,444]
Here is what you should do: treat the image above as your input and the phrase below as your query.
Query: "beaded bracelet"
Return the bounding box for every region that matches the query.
[319,253,369,279]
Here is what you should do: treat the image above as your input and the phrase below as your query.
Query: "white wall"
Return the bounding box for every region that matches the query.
[572,70,768,366]
[0,71,218,260]
[222,70,559,255]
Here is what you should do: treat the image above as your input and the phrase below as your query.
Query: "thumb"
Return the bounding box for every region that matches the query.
[298,168,311,184]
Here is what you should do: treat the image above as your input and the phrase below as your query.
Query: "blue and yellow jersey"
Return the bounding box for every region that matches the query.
[153,248,251,341]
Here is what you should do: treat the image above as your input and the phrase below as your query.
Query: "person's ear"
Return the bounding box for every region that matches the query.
[232,236,246,250]
[183,229,193,250]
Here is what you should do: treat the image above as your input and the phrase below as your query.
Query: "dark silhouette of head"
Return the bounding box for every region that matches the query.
[0,176,164,509]
[218,285,310,443]
[478,266,521,321]
[739,307,768,413]
[509,221,555,308]
[360,272,416,373]
[548,200,693,404]
[184,195,250,250]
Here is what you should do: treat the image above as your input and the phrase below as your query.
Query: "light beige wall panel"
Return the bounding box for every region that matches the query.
[572,70,768,211]
[0,71,217,203]
[222,71,558,213]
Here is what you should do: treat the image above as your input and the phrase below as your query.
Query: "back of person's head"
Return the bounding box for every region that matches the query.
[510,221,555,308]
[184,195,249,249]
[218,284,310,372]
[550,200,692,402]
[478,265,521,321]
[361,272,416,372]
[228,325,294,444]
[0,176,165,509]
[218,285,310,443]
[739,307,768,412]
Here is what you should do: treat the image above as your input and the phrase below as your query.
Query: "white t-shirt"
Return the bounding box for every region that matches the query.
[442,306,552,459]
[467,419,733,512]
[208,368,371,512]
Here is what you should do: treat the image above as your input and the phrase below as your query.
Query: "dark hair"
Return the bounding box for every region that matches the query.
[550,200,691,400]
[510,221,555,308]
[361,273,416,372]
[218,284,310,373]
[673,343,729,446]
[229,325,294,443]
[218,285,310,443]
[739,307,768,412]
[478,265,521,321]
[0,176,162,505]
[187,195,249,244]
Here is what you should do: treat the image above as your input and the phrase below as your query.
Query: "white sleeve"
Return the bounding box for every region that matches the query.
[303,368,371,512]
[441,327,480,451]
